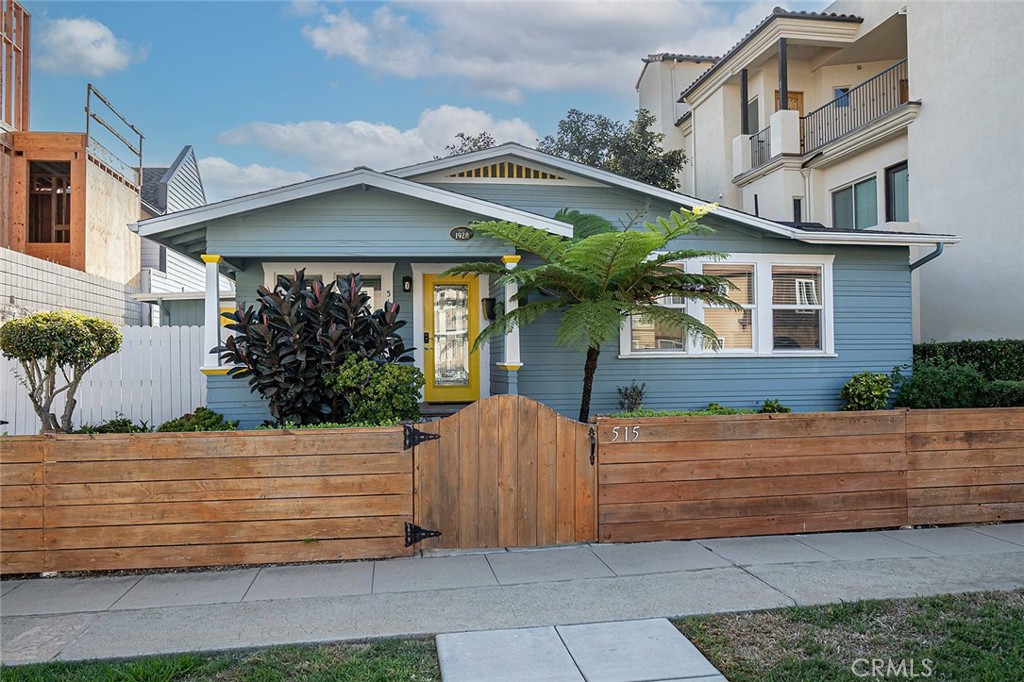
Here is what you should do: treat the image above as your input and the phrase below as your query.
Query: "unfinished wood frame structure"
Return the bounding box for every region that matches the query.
[1,0,29,133]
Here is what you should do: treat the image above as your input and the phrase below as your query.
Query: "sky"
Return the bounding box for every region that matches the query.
[24,0,825,201]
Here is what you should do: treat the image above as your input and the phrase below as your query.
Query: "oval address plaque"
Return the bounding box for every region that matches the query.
[449,226,475,241]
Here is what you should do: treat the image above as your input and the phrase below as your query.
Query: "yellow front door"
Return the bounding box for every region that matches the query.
[423,273,480,403]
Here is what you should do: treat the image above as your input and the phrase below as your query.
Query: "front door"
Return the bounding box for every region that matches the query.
[774,90,805,115]
[423,273,480,402]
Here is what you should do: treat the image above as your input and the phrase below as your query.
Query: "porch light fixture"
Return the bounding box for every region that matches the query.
[482,297,498,321]
[402,275,413,293]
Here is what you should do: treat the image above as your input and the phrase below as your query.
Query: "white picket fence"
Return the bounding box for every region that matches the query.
[1,326,207,435]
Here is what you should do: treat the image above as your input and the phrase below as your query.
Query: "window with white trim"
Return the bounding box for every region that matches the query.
[262,262,395,310]
[620,254,834,357]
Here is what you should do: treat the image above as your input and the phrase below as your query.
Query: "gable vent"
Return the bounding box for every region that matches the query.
[448,162,565,180]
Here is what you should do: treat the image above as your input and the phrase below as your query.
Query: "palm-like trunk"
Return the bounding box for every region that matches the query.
[578,346,601,423]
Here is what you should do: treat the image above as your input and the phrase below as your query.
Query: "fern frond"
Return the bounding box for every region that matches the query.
[554,208,617,241]
[555,297,627,352]
[469,221,569,262]
[470,299,562,352]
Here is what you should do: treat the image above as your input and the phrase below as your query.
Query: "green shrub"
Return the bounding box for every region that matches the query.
[217,271,413,426]
[894,360,988,409]
[74,415,150,434]
[157,407,238,432]
[915,339,1024,381]
[0,311,122,433]
[327,355,425,426]
[982,380,1024,407]
[259,420,401,430]
[611,403,755,418]
[839,372,894,411]
[616,381,646,412]
[758,398,792,414]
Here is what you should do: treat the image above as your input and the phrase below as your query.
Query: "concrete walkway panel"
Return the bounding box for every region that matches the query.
[437,626,584,682]
[372,555,498,593]
[0,613,100,666]
[111,568,258,610]
[590,541,730,576]
[243,562,373,602]
[0,576,140,616]
[697,535,833,565]
[789,531,938,560]
[959,522,1024,547]
[881,527,1022,555]
[487,546,614,585]
[557,618,721,682]
[1,580,24,597]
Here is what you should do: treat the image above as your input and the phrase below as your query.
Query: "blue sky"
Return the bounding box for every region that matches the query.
[25,0,824,201]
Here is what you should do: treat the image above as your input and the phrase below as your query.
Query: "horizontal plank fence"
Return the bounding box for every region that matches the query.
[1,325,206,435]
[908,409,1024,526]
[597,408,1024,544]
[0,427,413,574]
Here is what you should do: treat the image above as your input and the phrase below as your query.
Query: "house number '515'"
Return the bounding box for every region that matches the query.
[610,426,641,443]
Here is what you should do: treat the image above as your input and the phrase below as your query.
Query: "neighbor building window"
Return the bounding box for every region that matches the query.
[832,176,877,230]
[28,161,72,244]
[834,87,851,108]
[620,254,833,357]
[746,97,759,134]
[886,162,910,222]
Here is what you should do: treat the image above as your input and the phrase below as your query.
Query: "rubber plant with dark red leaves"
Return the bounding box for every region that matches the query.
[216,270,412,425]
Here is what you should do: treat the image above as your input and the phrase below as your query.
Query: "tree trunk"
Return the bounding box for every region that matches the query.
[578,346,601,423]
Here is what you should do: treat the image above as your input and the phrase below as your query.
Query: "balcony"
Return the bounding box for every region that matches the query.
[749,125,771,169]
[802,59,909,154]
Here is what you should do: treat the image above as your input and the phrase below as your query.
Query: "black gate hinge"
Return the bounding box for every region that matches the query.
[403,423,440,450]
[405,522,442,547]
[588,426,596,465]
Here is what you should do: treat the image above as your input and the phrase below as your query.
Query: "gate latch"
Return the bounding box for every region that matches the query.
[405,522,442,547]
[589,426,596,465]
[404,423,440,450]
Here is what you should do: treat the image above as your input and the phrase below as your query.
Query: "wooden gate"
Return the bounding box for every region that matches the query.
[412,395,597,550]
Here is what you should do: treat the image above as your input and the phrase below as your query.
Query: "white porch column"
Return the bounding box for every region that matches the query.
[496,254,523,393]
[201,254,224,373]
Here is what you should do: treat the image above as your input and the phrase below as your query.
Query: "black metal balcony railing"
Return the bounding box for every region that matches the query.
[802,58,909,154]
[750,125,772,169]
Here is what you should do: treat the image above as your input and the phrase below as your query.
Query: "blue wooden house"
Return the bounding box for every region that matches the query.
[136,144,958,425]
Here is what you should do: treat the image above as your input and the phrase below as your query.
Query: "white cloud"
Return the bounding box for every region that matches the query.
[37,17,145,77]
[198,157,312,202]
[217,105,538,174]
[298,1,799,101]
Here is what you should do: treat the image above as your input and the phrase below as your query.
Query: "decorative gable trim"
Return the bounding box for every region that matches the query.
[448,161,565,181]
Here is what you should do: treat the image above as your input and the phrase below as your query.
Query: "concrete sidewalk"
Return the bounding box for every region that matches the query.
[1,524,1022,666]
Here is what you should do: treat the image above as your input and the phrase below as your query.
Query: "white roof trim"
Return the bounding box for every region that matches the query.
[137,167,573,238]
[390,143,960,247]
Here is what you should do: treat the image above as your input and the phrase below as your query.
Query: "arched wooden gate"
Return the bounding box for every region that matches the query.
[410,395,597,550]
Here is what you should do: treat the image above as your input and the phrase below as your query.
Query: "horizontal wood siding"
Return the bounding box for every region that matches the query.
[206,187,509,258]
[907,408,1024,525]
[598,408,1024,544]
[0,429,413,574]
[597,411,910,543]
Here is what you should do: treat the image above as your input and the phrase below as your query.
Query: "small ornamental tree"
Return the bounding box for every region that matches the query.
[0,311,122,433]
[446,206,736,422]
[216,271,413,425]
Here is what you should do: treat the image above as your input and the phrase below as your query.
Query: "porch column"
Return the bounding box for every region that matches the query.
[496,254,522,394]
[778,38,789,110]
[200,254,224,373]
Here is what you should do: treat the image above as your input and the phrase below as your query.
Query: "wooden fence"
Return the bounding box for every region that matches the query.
[414,395,595,550]
[0,427,413,574]
[597,408,1024,544]
[1,325,205,435]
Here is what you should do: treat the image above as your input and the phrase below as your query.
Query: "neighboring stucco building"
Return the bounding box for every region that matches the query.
[138,144,957,425]
[638,1,1024,342]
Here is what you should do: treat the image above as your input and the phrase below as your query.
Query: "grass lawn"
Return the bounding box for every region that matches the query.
[0,639,439,682]
[676,589,1024,681]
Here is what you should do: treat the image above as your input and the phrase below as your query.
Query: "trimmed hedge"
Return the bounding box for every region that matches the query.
[984,380,1024,407]
[914,339,1024,381]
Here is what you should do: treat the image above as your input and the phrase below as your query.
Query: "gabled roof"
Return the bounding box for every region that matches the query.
[136,166,574,238]
[678,7,864,102]
[140,145,207,216]
[391,144,958,247]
